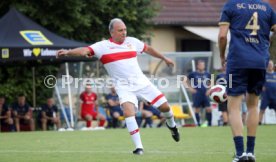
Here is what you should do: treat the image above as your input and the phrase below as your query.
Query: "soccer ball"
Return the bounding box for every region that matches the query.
[209,85,227,103]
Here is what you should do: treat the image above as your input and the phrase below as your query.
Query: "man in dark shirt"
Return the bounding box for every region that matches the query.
[41,98,61,131]
[188,60,212,126]
[12,94,35,132]
[0,95,14,131]
[106,87,123,128]
[219,1,276,161]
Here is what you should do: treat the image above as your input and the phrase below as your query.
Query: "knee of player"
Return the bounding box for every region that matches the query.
[143,111,153,117]
[99,115,106,120]
[158,102,170,112]
[112,112,119,118]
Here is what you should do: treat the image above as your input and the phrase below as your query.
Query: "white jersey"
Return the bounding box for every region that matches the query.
[87,37,151,91]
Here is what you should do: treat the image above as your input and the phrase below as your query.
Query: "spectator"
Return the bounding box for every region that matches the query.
[106,87,123,128]
[259,60,276,125]
[0,95,14,132]
[188,60,212,126]
[79,84,106,128]
[40,98,61,131]
[140,100,165,128]
[12,94,35,132]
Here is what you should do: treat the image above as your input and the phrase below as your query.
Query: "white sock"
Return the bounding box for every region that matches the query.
[162,109,176,128]
[125,116,143,149]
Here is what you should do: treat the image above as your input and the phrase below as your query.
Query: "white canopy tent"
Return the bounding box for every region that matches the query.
[183,26,230,69]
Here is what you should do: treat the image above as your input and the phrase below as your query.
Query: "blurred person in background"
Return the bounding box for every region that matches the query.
[0,95,14,132]
[79,84,106,128]
[259,60,276,125]
[12,94,35,132]
[40,97,61,131]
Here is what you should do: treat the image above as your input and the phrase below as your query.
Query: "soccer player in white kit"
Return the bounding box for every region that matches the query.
[56,18,180,155]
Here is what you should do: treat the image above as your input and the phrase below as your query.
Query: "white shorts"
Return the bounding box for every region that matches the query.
[115,83,167,109]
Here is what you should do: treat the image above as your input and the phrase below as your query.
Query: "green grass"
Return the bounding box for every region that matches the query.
[0,126,275,162]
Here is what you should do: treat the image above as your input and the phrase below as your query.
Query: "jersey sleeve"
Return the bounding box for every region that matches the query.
[219,2,232,26]
[86,42,101,58]
[130,37,148,54]
[188,72,194,80]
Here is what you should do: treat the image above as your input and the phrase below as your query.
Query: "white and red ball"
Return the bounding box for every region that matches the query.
[209,85,227,103]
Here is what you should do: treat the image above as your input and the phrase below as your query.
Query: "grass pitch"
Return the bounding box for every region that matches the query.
[0,125,275,162]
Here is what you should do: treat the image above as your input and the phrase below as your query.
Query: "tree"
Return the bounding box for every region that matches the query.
[0,0,158,42]
[0,0,158,106]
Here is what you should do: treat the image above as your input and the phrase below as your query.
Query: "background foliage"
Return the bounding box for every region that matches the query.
[0,0,158,106]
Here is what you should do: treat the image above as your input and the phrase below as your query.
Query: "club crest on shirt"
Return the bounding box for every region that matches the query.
[127,44,133,49]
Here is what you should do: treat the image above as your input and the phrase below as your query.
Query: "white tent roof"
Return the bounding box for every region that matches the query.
[184,26,230,43]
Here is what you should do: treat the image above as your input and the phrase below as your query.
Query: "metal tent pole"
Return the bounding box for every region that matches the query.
[55,85,70,128]
[65,62,74,128]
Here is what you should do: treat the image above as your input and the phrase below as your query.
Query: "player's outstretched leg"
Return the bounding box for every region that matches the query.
[123,102,144,155]
[158,102,180,142]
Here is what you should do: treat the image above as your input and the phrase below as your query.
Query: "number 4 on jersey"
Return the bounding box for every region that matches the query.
[245,12,260,36]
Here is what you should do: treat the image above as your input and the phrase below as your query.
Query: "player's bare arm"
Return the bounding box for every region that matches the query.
[0,114,7,119]
[144,46,174,67]
[14,111,24,119]
[56,47,90,58]
[218,25,229,68]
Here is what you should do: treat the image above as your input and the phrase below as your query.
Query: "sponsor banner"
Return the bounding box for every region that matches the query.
[0,48,91,62]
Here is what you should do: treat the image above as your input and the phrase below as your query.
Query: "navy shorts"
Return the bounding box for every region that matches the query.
[226,68,266,96]
[110,107,123,116]
[192,92,210,108]
[260,95,276,110]
[144,107,161,118]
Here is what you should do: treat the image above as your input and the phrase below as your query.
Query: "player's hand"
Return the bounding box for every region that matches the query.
[56,49,69,58]
[221,58,226,69]
[206,89,211,96]
[164,57,175,67]
[24,115,30,120]
[189,88,197,94]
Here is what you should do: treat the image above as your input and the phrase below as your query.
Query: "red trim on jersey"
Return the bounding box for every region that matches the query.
[100,51,137,64]
[109,38,124,45]
[151,94,165,105]
[142,44,148,53]
[130,129,139,135]
[86,46,95,57]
